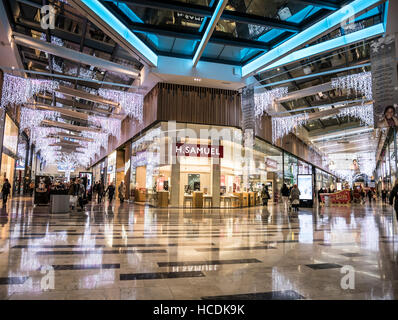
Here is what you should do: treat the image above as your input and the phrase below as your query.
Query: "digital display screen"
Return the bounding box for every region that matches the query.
[298,175,313,200]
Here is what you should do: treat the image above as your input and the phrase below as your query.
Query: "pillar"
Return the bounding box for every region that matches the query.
[124,143,131,200]
[170,137,180,207]
[0,70,4,174]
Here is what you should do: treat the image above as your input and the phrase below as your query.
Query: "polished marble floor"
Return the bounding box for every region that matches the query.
[0,196,397,300]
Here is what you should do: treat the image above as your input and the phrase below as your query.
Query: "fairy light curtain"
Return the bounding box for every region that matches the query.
[254,87,288,118]
[272,113,309,144]
[331,71,372,100]
[1,74,59,109]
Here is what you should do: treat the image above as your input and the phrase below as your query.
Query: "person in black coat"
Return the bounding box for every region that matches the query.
[106,183,116,204]
[1,179,11,205]
[381,189,387,204]
[389,183,398,221]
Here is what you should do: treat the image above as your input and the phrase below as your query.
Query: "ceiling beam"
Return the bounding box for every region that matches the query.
[47,132,94,142]
[12,32,140,77]
[257,60,370,88]
[193,0,228,67]
[109,0,301,31]
[33,104,89,121]
[242,0,384,77]
[128,22,269,50]
[37,94,123,118]
[289,0,340,10]
[69,0,158,66]
[41,119,101,132]
[57,85,119,108]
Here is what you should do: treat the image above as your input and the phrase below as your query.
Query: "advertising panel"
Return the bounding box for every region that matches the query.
[298,174,313,200]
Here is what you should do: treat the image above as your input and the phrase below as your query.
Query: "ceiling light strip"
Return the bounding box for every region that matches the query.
[192,0,228,67]
[77,0,158,66]
[242,0,384,77]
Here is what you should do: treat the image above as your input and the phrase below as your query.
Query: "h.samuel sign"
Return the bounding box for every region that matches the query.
[174,143,224,158]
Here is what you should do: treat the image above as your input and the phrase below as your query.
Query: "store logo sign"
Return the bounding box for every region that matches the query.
[174,143,223,158]
[266,158,278,169]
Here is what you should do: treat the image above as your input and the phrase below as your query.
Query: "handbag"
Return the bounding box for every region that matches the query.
[292,199,300,205]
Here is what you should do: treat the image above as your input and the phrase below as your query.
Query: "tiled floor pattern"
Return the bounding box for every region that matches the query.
[0,197,397,300]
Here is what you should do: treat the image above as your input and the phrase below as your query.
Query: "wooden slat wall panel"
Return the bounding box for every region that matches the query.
[157,83,241,128]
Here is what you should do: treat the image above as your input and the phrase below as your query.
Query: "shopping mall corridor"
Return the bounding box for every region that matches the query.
[0,198,397,300]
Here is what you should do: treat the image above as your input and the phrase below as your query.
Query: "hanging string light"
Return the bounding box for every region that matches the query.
[19,107,59,133]
[272,113,309,144]
[254,87,288,118]
[88,115,121,138]
[98,88,143,122]
[338,104,374,126]
[1,74,59,109]
[331,71,372,100]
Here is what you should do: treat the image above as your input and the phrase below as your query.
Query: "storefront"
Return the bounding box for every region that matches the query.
[92,159,106,185]
[315,167,336,191]
[0,114,18,196]
[128,122,288,207]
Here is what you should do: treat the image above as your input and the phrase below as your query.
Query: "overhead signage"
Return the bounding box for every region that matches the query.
[174,143,223,158]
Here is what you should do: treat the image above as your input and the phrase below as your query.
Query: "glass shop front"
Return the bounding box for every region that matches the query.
[128,122,294,207]
[0,114,18,196]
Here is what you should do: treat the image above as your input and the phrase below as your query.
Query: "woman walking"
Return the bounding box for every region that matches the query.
[118,181,126,204]
[290,184,301,213]
[261,184,270,206]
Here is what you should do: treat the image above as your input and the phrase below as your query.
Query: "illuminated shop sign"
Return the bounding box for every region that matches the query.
[265,158,278,169]
[173,143,223,158]
[174,12,204,23]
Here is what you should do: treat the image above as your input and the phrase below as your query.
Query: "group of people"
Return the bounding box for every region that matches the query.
[260,183,301,213]
[69,178,126,213]
[280,183,301,212]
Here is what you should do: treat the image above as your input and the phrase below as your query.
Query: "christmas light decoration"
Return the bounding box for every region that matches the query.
[88,115,121,137]
[19,107,59,133]
[331,71,372,100]
[254,87,288,118]
[40,34,64,46]
[272,113,309,143]
[17,142,26,160]
[98,88,143,122]
[1,74,59,108]
[338,103,374,126]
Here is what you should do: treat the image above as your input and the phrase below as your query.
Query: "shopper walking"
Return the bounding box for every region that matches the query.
[77,179,86,212]
[389,181,398,221]
[317,187,324,206]
[118,181,126,204]
[382,189,387,204]
[261,184,270,206]
[367,189,373,204]
[290,184,301,213]
[106,182,116,204]
[280,183,290,211]
[29,181,35,197]
[97,181,104,204]
[1,179,11,206]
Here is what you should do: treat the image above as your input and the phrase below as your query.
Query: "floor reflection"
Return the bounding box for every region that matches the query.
[0,196,397,300]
